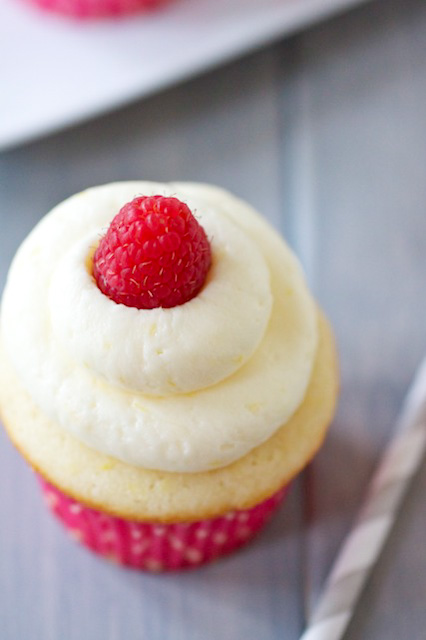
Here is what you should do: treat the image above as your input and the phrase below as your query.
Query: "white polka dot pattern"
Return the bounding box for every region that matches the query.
[39,476,288,571]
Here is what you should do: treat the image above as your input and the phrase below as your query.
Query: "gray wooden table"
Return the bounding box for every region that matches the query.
[1,0,426,637]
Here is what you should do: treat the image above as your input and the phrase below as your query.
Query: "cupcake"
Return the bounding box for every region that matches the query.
[0,182,338,571]
[24,0,166,19]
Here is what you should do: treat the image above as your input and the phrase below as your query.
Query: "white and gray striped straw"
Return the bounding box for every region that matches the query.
[300,356,426,640]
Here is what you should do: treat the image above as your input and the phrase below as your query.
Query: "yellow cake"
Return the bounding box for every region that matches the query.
[0,182,338,568]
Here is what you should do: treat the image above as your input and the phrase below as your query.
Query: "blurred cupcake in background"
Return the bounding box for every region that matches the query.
[24,0,167,19]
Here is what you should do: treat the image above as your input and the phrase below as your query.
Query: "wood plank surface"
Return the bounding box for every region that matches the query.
[1,0,426,638]
[279,2,426,637]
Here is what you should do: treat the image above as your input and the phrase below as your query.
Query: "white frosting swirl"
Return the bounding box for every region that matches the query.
[49,211,272,396]
[1,182,318,473]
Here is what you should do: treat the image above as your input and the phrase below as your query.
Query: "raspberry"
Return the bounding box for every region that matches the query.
[93,195,211,309]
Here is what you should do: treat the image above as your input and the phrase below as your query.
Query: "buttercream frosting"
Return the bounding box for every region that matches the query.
[1,182,318,473]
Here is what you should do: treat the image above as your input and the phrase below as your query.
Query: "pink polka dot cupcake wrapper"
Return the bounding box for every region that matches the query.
[24,0,166,19]
[39,477,288,571]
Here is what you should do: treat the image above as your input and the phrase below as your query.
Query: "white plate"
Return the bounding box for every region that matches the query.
[0,0,370,150]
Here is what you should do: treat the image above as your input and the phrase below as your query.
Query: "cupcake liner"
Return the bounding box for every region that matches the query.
[39,476,288,571]
[24,0,166,19]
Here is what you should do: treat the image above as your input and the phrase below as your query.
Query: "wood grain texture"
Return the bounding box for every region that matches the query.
[1,0,426,637]
[279,0,426,636]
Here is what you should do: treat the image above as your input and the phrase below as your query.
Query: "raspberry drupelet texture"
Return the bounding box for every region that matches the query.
[93,195,212,309]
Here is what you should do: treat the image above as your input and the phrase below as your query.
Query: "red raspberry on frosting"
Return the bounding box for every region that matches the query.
[93,195,212,309]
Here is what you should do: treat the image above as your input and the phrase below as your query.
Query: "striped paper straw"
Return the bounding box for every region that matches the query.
[300,356,426,640]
